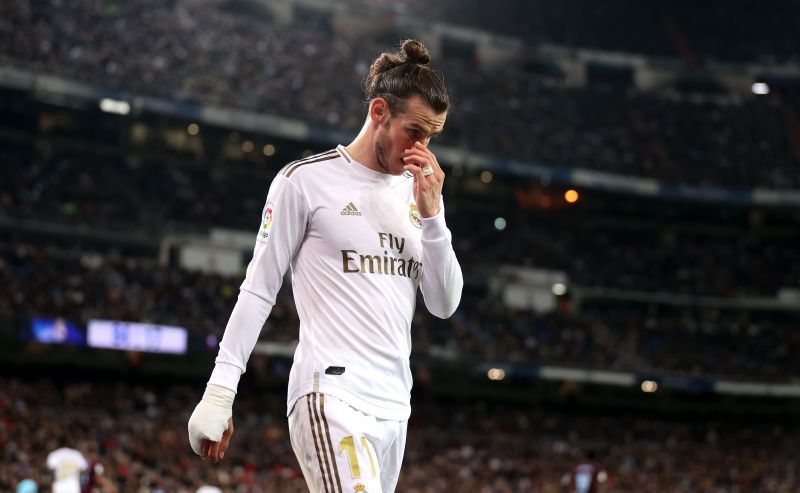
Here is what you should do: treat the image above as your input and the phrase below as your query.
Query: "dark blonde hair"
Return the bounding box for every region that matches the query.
[364,39,450,115]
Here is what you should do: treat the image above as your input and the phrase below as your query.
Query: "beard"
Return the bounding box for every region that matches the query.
[374,132,390,173]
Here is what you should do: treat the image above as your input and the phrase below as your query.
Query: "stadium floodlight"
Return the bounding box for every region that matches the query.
[564,189,579,203]
[641,380,658,393]
[751,82,770,95]
[552,283,567,296]
[98,98,131,115]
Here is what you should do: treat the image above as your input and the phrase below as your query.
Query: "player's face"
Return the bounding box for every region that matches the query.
[374,95,446,175]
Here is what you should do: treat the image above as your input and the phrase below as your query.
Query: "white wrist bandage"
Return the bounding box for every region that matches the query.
[187,384,236,455]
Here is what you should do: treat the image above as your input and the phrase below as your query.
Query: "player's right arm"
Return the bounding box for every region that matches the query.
[187,172,309,461]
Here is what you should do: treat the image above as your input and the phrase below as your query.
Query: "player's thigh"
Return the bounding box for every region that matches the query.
[288,397,325,492]
[379,419,407,493]
[290,393,383,493]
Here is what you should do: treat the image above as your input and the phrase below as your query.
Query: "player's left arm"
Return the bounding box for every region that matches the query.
[404,142,463,318]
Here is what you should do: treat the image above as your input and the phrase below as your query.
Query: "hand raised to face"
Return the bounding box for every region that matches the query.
[402,141,444,218]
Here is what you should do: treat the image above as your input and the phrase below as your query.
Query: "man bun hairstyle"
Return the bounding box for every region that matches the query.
[399,39,431,65]
[365,39,450,115]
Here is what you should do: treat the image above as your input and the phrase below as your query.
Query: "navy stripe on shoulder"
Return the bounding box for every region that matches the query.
[284,153,339,178]
[279,149,337,176]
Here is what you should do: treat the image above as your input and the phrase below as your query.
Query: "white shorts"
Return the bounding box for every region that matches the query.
[52,478,81,493]
[288,393,407,493]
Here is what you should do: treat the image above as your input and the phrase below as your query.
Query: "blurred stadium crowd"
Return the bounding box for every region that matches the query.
[3,376,799,493]
[3,240,798,382]
[402,0,800,64]
[2,0,800,188]
[3,146,799,297]
[1,145,798,383]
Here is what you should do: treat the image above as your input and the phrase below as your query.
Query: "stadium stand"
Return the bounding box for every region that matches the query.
[400,0,800,63]
[4,240,799,382]
[2,0,800,188]
[2,375,799,492]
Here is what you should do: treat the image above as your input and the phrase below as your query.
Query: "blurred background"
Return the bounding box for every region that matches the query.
[1,0,800,491]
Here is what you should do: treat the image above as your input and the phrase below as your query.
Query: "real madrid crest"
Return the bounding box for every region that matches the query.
[408,203,422,229]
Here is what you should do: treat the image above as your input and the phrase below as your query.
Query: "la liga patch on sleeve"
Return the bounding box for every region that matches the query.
[258,202,274,241]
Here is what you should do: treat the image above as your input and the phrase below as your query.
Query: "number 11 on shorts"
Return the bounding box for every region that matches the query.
[339,436,378,479]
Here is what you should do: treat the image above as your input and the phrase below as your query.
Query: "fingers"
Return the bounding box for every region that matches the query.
[404,163,438,185]
[402,154,430,170]
[203,418,234,463]
[403,163,423,178]
[207,439,221,463]
[403,142,443,179]
[218,417,235,460]
[404,142,443,218]
[410,140,440,166]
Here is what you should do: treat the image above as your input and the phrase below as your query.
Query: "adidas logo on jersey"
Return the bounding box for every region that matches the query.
[341,202,362,216]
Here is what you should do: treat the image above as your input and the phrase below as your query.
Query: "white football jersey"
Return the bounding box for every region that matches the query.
[46,447,87,493]
[209,145,463,420]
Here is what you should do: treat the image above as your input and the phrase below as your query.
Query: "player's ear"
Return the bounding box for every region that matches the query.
[369,98,388,126]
